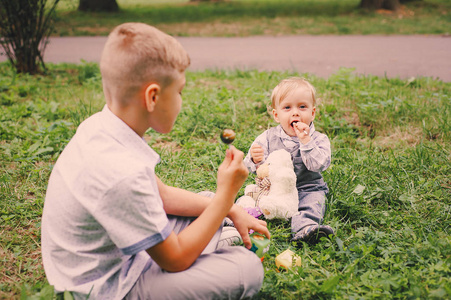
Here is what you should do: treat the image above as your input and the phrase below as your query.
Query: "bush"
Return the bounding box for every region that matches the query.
[0,0,60,74]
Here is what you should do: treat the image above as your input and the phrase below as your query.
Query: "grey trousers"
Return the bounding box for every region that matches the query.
[291,190,327,234]
[125,194,264,300]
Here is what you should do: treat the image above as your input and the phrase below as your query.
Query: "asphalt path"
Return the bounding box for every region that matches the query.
[2,35,450,81]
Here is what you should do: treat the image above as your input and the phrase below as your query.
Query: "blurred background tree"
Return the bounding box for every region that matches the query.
[360,0,421,10]
[360,0,400,10]
[188,0,420,11]
[0,0,60,74]
[78,0,119,12]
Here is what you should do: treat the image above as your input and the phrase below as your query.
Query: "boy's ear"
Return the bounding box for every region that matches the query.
[311,106,316,121]
[144,83,160,112]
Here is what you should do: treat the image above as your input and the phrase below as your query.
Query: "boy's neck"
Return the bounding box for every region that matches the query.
[108,103,147,137]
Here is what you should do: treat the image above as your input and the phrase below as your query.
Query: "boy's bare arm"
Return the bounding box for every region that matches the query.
[147,194,230,272]
[157,180,211,217]
[147,146,252,272]
[157,174,270,249]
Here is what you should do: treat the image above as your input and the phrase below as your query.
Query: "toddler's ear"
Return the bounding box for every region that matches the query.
[272,108,280,123]
[144,83,160,112]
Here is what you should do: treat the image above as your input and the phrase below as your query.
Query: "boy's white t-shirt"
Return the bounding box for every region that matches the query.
[41,105,171,299]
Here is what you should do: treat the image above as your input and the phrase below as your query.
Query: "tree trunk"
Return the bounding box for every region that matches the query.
[360,0,401,10]
[78,0,119,12]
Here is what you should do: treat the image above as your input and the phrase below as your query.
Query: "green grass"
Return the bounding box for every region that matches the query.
[53,0,451,36]
[1,62,450,299]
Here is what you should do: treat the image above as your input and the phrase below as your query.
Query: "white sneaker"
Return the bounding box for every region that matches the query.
[216,227,243,249]
[223,217,234,227]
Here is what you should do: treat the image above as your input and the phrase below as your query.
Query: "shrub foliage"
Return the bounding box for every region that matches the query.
[0,0,60,74]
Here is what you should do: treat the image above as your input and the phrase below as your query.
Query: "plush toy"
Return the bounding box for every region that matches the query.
[237,149,299,220]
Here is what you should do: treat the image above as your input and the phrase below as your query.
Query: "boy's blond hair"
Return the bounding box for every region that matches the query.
[271,77,317,109]
[100,22,190,105]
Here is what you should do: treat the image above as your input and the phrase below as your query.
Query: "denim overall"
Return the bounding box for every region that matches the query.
[261,126,329,235]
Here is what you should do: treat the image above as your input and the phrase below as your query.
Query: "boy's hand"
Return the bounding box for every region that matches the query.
[294,122,311,144]
[216,146,249,202]
[250,144,264,164]
[228,205,270,249]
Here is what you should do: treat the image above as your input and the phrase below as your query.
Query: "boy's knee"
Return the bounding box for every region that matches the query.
[225,247,264,297]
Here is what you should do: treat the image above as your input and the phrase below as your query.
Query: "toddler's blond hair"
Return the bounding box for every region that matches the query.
[271,77,317,109]
[100,22,190,105]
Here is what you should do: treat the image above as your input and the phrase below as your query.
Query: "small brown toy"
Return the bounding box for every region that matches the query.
[220,129,236,145]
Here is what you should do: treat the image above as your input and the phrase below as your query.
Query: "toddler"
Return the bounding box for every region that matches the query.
[244,77,334,245]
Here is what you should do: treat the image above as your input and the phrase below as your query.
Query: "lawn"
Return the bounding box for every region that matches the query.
[0,61,449,299]
[1,1,450,298]
[53,0,451,36]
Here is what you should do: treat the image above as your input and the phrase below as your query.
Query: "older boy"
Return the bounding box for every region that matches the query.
[41,23,269,299]
[244,77,334,246]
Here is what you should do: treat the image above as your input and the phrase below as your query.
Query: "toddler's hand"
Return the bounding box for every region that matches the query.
[294,122,311,144]
[250,144,264,164]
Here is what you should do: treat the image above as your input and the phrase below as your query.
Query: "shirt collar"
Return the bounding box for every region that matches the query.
[100,105,160,163]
